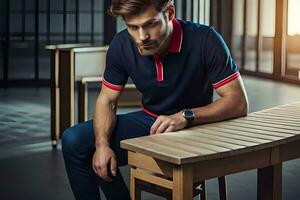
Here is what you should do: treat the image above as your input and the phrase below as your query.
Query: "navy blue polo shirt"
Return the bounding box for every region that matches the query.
[102,18,240,117]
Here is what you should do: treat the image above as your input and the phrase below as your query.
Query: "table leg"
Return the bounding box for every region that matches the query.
[172,165,193,200]
[130,168,141,200]
[257,163,282,200]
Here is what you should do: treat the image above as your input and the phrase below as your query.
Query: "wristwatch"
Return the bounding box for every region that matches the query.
[181,109,195,127]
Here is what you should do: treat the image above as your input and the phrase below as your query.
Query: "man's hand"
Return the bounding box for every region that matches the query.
[150,112,188,135]
[92,145,117,182]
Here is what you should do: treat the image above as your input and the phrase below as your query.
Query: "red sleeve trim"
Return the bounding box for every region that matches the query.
[212,72,240,89]
[102,78,124,91]
[141,105,158,118]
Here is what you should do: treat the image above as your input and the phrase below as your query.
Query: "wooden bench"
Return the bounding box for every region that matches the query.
[121,102,300,200]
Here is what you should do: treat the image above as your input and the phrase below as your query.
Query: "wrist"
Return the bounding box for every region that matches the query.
[95,140,110,148]
[181,116,188,128]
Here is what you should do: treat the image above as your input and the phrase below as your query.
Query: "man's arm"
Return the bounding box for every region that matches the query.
[92,85,122,181]
[150,76,248,134]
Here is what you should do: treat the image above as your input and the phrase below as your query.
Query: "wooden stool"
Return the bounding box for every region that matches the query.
[131,167,227,200]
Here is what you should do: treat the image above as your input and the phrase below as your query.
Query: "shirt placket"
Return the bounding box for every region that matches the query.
[153,55,164,82]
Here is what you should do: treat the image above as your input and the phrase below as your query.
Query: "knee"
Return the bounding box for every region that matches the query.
[61,126,81,155]
[61,121,94,156]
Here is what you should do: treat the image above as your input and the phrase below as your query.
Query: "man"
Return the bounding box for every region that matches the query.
[62,0,249,199]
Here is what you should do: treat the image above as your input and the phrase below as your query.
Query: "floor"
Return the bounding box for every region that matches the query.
[0,75,300,200]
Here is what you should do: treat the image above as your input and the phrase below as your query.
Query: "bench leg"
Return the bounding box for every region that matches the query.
[173,165,193,200]
[257,163,282,200]
[130,168,142,200]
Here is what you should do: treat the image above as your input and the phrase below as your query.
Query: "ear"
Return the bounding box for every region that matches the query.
[167,4,175,21]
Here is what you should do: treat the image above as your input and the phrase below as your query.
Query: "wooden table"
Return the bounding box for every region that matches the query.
[121,102,300,200]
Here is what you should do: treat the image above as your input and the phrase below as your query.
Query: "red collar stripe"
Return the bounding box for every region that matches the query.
[168,18,183,53]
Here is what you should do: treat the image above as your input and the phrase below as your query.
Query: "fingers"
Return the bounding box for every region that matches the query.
[110,156,117,177]
[164,125,175,133]
[156,120,170,133]
[99,163,112,182]
[151,116,176,134]
[150,118,162,135]
[92,154,113,182]
[95,162,112,182]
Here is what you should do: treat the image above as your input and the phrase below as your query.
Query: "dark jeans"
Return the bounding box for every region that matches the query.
[61,111,156,200]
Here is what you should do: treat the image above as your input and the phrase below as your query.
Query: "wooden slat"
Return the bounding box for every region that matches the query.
[272,105,300,109]
[186,128,272,144]
[186,129,259,147]
[169,131,246,150]
[216,123,298,136]
[211,124,292,138]
[254,112,300,120]
[145,136,222,154]
[253,106,300,113]
[244,116,300,126]
[237,118,300,129]
[202,126,283,141]
[272,105,300,110]
[271,102,300,107]
[271,106,300,111]
[258,106,300,112]
[262,110,300,117]
[226,120,300,132]
[238,114,300,126]
[248,114,300,123]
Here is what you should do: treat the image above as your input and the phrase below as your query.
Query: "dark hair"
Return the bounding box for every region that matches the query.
[108,0,173,17]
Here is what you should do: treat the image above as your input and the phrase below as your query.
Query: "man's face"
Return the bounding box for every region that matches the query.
[124,6,172,56]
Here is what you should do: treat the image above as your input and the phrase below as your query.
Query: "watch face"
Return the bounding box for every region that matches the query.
[183,109,195,120]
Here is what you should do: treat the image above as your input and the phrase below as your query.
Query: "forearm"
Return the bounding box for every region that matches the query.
[193,94,248,125]
[93,96,117,148]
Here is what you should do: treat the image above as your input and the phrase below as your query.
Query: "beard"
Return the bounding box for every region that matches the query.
[138,23,171,56]
[138,41,161,56]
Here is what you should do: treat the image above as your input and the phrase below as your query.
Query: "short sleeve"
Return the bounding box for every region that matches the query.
[103,35,128,91]
[204,28,240,89]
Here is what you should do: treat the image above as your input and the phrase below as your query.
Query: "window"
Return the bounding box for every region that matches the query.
[286,0,300,79]
[258,0,276,74]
